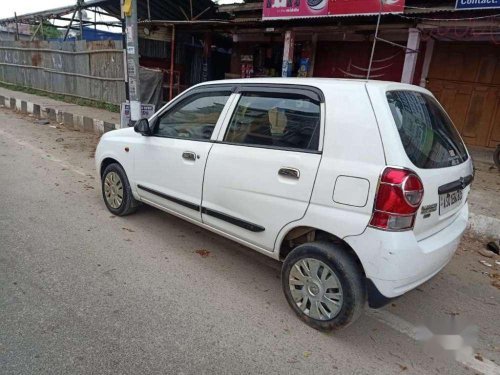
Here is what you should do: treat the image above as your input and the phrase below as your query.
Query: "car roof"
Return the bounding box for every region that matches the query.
[196,77,424,92]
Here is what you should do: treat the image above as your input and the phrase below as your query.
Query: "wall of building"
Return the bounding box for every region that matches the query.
[314,41,406,81]
[427,41,500,148]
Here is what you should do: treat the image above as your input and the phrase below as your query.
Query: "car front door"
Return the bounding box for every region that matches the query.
[201,85,324,251]
[134,87,234,222]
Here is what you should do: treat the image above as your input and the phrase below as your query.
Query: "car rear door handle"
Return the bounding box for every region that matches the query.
[182,151,197,161]
[278,167,300,179]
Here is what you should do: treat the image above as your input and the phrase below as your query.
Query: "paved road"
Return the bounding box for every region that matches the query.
[1,108,499,375]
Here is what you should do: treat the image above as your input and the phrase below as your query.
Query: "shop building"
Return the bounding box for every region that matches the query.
[217,0,500,149]
[0,0,497,147]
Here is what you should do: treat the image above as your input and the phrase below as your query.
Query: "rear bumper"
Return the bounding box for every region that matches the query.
[345,204,468,299]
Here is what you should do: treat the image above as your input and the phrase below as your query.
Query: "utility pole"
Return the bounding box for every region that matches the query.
[282,30,294,77]
[123,0,141,125]
[64,8,77,41]
[14,13,19,41]
[78,0,84,40]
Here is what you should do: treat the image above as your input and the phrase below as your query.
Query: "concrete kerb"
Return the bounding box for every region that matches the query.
[63,112,74,129]
[33,104,41,118]
[74,114,84,132]
[46,107,57,121]
[20,100,28,114]
[469,213,500,241]
[83,117,94,132]
[4,96,119,135]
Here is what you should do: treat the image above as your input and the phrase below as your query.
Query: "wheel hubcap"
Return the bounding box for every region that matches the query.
[308,282,320,296]
[104,171,123,209]
[289,258,343,321]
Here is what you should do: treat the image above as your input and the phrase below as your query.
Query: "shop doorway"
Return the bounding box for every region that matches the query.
[426,42,500,148]
[314,41,406,82]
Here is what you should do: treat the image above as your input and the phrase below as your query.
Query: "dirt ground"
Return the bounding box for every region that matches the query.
[2,107,499,374]
[453,232,500,291]
[16,111,101,158]
[468,159,500,220]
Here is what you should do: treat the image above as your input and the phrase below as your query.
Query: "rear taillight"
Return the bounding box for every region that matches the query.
[369,167,424,231]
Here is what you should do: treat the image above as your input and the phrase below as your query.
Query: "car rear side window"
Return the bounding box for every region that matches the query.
[224,92,321,152]
[386,91,468,169]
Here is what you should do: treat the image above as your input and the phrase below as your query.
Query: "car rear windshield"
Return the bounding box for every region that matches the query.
[386,91,468,169]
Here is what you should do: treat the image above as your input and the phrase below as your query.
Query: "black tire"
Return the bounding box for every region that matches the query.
[281,241,366,332]
[101,163,139,216]
[494,145,500,170]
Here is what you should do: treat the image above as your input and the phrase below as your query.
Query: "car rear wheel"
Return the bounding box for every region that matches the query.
[102,163,138,216]
[281,242,366,331]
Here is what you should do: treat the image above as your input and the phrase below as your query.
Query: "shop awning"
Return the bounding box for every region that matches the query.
[0,0,217,25]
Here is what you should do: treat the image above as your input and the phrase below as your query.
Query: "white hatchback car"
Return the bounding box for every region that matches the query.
[96,78,473,331]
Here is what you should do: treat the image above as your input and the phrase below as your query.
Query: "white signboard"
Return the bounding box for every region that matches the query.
[120,103,156,127]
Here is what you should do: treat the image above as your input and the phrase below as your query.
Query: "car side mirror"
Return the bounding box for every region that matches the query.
[134,118,151,136]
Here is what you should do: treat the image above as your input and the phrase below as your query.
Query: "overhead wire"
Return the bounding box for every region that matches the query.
[395,13,500,22]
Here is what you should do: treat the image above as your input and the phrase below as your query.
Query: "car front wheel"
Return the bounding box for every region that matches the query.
[102,163,138,216]
[281,241,366,331]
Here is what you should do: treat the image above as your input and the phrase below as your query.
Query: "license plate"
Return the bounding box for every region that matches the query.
[439,189,463,215]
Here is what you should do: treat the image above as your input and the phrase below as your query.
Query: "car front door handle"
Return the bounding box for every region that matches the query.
[182,151,197,161]
[278,167,300,179]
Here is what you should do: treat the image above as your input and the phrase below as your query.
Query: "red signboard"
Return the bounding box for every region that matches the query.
[263,0,405,19]
[263,0,329,19]
[329,0,405,16]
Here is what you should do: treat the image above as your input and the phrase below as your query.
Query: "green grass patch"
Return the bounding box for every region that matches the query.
[0,81,120,113]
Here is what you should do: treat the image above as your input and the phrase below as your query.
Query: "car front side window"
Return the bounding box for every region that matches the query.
[154,91,231,141]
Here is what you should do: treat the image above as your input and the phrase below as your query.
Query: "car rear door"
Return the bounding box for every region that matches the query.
[201,85,324,252]
[368,85,474,240]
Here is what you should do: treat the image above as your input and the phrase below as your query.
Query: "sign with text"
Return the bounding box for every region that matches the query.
[263,0,405,19]
[455,0,500,10]
[263,0,329,19]
[120,103,155,127]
